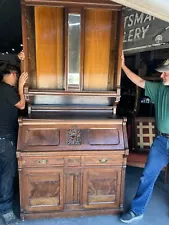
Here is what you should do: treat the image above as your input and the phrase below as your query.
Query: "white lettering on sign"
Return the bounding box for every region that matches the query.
[124,25,150,42]
[124,11,155,43]
[134,13,144,25]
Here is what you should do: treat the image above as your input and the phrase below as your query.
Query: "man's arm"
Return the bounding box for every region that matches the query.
[15,72,28,110]
[121,52,145,89]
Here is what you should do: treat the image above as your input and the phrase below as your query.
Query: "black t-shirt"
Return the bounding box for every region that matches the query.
[0,82,20,136]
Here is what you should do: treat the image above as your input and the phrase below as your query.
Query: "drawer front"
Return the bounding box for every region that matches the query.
[22,157,64,167]
[83,154,123,166]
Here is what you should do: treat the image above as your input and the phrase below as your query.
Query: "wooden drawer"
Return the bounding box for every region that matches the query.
[22,156,64,167]
[83,154,123,166]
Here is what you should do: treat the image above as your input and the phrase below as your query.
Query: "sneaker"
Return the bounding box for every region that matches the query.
[2,211,20,225]
[120,210,143,223]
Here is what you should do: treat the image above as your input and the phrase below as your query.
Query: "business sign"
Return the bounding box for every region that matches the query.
[123,8,169,53]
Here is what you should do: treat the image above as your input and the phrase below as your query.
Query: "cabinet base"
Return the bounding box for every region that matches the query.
[21,208,123,220]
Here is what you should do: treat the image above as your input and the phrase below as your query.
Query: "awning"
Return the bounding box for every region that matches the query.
[111,0,169,23]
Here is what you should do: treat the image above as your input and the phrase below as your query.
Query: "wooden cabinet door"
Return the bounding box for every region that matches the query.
[19,168,64,213]
[82,167,122,209]
[64,168,82,210]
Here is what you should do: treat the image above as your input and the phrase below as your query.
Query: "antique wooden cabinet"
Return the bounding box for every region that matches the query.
[17,0,128,220]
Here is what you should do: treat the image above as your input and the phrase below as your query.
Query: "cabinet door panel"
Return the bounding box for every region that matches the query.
[82,167,121,209]
[64,168,82,210]
[84,9,112,91]
[20,168,64,212]
[35,6,64,89]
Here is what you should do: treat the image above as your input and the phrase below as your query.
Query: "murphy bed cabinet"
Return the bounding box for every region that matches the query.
[17,0,129,220]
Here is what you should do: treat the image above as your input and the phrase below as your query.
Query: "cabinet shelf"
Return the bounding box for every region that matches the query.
[26,89,120,97]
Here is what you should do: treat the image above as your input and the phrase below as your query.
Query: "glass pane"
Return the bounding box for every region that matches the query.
[68,13,81,86]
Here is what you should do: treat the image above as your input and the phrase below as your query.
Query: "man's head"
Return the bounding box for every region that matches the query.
[0,64,19,86]
[156,59,169,85]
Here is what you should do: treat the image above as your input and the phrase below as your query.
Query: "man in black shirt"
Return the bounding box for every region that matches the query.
[0,57,28,225]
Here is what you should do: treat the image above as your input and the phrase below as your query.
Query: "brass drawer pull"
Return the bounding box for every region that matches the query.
[99,158,108,163]
[38,159,48,164]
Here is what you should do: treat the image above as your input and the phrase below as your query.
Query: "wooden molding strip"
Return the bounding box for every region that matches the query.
[25,89,120,97]
[22,0,122,10]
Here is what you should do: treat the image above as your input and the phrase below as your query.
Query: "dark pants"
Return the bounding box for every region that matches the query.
[0,135,17,214]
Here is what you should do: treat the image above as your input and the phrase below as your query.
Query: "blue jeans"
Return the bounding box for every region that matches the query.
[0,135,17,214]
[131,135,169,215]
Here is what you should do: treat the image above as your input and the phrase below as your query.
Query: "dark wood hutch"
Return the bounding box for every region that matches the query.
[17,0,128,220]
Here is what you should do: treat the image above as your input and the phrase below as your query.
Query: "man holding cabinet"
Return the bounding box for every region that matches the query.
[0,51,28,225]
[120,52,169,223]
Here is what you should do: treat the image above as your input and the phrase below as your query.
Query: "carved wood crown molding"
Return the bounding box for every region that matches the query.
[22,0,122,9]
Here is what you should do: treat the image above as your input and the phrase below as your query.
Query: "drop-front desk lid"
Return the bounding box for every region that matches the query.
[17,111,128,151]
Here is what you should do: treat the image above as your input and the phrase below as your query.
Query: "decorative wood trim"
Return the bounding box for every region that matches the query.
[117,87,121,97]
[107,11,117,91]
[80,8,84,92]
[120,166,125,209]
[113,87,121,114]
[17,119,124,125]
[65,8,68,90]
[24,84,32,114]
[22,0,122,10]
[31,105,113,111]
[21,4,29,74]
[20,209,122,220]
[25,89,120,97]
[113,100,118,114]
[116,10,124,87]
[67,129,82,145]
[17,151,126,158]
[122,117,128,149]
[24,84,30,101]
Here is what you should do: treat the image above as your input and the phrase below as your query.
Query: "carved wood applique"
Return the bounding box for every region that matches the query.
[29,180,60,205]
[67,129,81,145]
[88,178,116,196]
